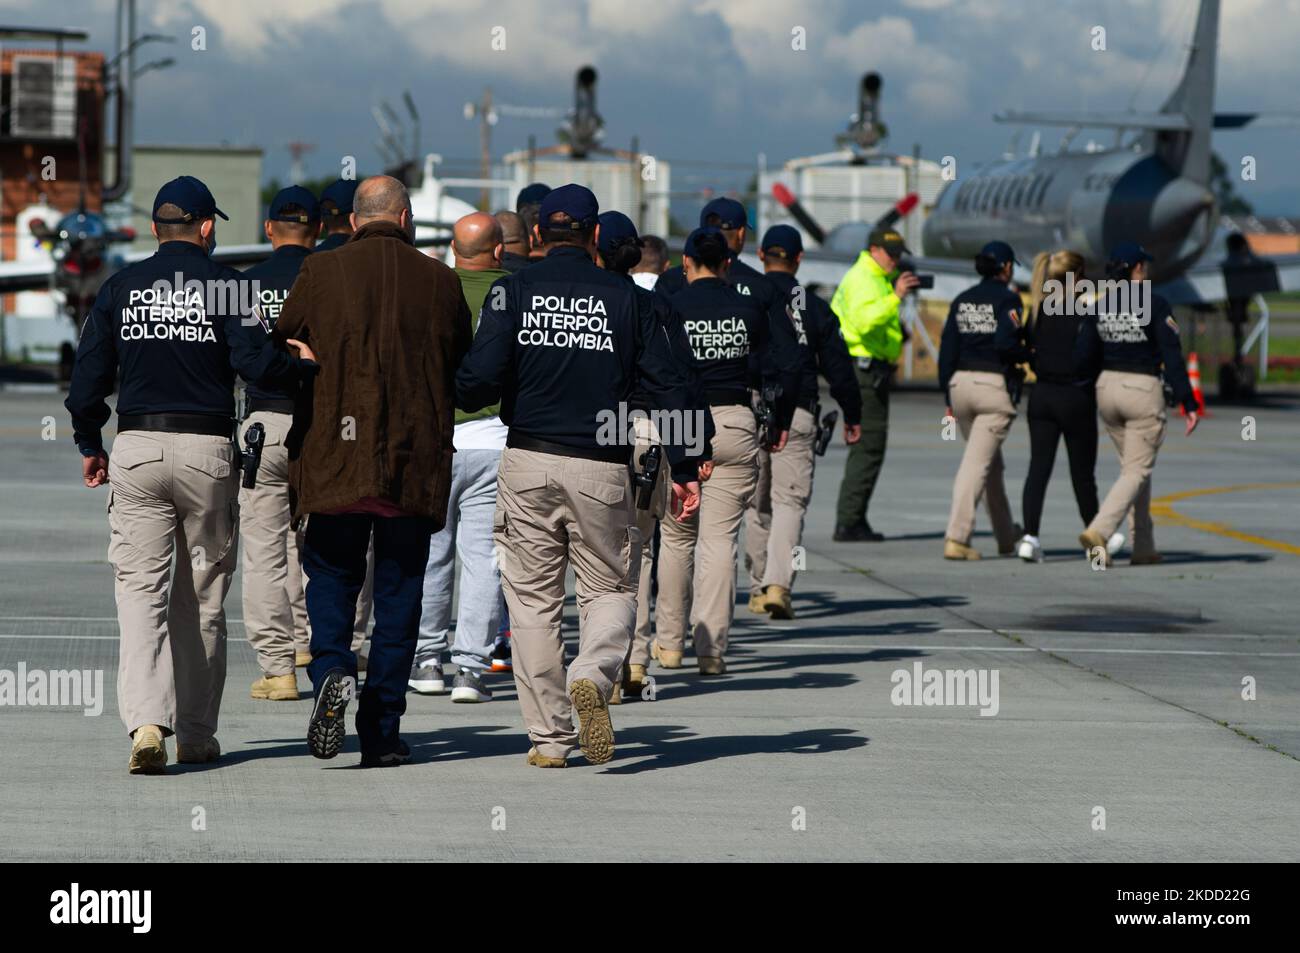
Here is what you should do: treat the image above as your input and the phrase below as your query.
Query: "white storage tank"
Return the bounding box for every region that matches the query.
[502,152,672,238]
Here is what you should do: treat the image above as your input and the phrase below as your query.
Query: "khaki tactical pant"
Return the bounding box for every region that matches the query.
[656,404,758,660]
[1088,370,1167,556]
[239,411,308,676]
[107,431,239,743]
[745,406,816,593]
[494,447,641,761]
[946,370,1018,549]
[629,420,669,670]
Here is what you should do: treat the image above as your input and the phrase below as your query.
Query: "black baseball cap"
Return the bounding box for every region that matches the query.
[978,240,1019,266]
[152,176,227,223]
[868,226,910,257]
[699,197,749,230]
[761,224,803,259]
[319,178,358,218]
[1108,241,1153,266]
[597,210,641,256]
[268,185,320,224]
[539,183,599,230]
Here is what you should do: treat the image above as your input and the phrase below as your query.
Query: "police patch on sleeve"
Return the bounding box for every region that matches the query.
[1165,315,1180,335]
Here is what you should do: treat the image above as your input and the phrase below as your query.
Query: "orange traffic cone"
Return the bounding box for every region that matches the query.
[1182,352,1209,417]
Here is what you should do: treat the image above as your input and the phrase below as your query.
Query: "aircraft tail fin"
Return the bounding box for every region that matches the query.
[1154,0,1219,183]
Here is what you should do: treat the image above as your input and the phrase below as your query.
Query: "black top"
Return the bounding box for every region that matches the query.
[1026,311,1097,388]
[938,276,1026,405]
[455,245,691,463]
[65,241,317,454]
[242,244,312,402]
[315,232,349,253]
[1076,290,1196,413]
[665,276,802,427]
[765,270,862,425]
[499,251,532,274]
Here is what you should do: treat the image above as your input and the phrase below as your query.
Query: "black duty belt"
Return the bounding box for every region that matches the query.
[117,413,233,438]
[798,395,820,413]
[507,432,629,465]
[1103,364,1160,377]
[248,398,296,414]
[705,388,750,407]
[956,360,1004,374]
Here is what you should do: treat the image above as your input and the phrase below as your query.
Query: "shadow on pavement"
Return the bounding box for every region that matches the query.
[599,724,868,774]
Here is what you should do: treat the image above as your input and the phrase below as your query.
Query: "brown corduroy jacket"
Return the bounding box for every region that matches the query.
[273,220,472,528]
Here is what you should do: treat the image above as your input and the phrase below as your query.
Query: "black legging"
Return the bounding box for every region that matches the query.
[1021,381,1099,537]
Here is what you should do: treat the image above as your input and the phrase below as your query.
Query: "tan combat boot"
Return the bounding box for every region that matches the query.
[623,663,648,697]
[526,747,567,768]
[569,678,615,765]
[651,641,683,669]
[761,585,794,619]
[295,650,312,668]
[748,591,767,614]
[176,737,221,764]
[944,539,981,560]
[697,656,727,676]
[250,673,300,701]
[1078,529,1112,567]
[128,725,167,775]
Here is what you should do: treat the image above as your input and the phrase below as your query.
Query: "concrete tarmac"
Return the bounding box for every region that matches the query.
[1,386,1297,861]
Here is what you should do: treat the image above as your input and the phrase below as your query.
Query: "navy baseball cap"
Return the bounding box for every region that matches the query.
[516,182,552,209]
[761,224,803,259]
[268,185,320,224]
[539,183,599,230]
[597,210,641,255]
[152,176,227,223]
[683,226,726,259]
[978,240,1019,266]
[699,197,749,230]
[320,178,358,218]
[1108,241,1153,266]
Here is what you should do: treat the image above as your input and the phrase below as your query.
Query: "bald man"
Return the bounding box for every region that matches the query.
[495,210,532,274]
[410,212,512,701]
[274,174,472,765]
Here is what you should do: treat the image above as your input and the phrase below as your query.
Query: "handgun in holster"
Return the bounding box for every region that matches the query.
[1161,378,1178,408]
[813,402,839,457]
[754,384,784,449]
[240,421,266,489]
[1004,366,1026,408]
[631,444,662,511]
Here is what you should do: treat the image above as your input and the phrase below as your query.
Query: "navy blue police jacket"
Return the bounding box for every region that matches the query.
[455,245,694,471]
[666,275,802,428]
[65,241,318,455]
[938,276,1027,406]
[314,232,349,253]
[1076,290,1196,413]
[766,270,862,426]
[242,244,312,404]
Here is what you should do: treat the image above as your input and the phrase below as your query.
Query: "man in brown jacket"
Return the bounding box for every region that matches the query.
[273,175,472,767]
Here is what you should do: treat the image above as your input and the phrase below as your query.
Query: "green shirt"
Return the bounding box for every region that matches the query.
[831,251,903,363]
[454,266,508,425]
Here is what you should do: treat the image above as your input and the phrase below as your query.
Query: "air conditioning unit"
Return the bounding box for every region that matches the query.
[10,55,76,139]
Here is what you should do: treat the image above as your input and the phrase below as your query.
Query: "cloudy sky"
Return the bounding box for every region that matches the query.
[8,0,1300,213]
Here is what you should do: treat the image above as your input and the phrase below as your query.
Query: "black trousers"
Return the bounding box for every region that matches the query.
[1021,381,1099,537]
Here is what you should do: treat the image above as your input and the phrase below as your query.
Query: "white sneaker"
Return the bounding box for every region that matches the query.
[1106,532,1126,557]
[1016,534,1043,563]
[408,658,447,695]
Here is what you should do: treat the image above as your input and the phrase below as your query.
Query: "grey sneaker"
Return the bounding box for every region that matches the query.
[409,657,447,695]
[450,668,492,703]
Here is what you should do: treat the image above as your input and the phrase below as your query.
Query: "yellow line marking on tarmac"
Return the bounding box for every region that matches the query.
[1151,482,1300,556]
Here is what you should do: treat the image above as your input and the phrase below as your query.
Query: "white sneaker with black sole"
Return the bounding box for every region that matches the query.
[409,657,448,695]
[450,669,491,703]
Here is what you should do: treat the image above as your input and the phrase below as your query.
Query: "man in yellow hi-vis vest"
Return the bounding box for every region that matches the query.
[830,227,919,540]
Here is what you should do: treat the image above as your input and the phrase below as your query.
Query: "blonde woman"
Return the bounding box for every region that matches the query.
[1015,249,1113,562]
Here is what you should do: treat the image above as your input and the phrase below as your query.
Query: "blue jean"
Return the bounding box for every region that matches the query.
[303,513,434,754]
[418,449,504,671]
